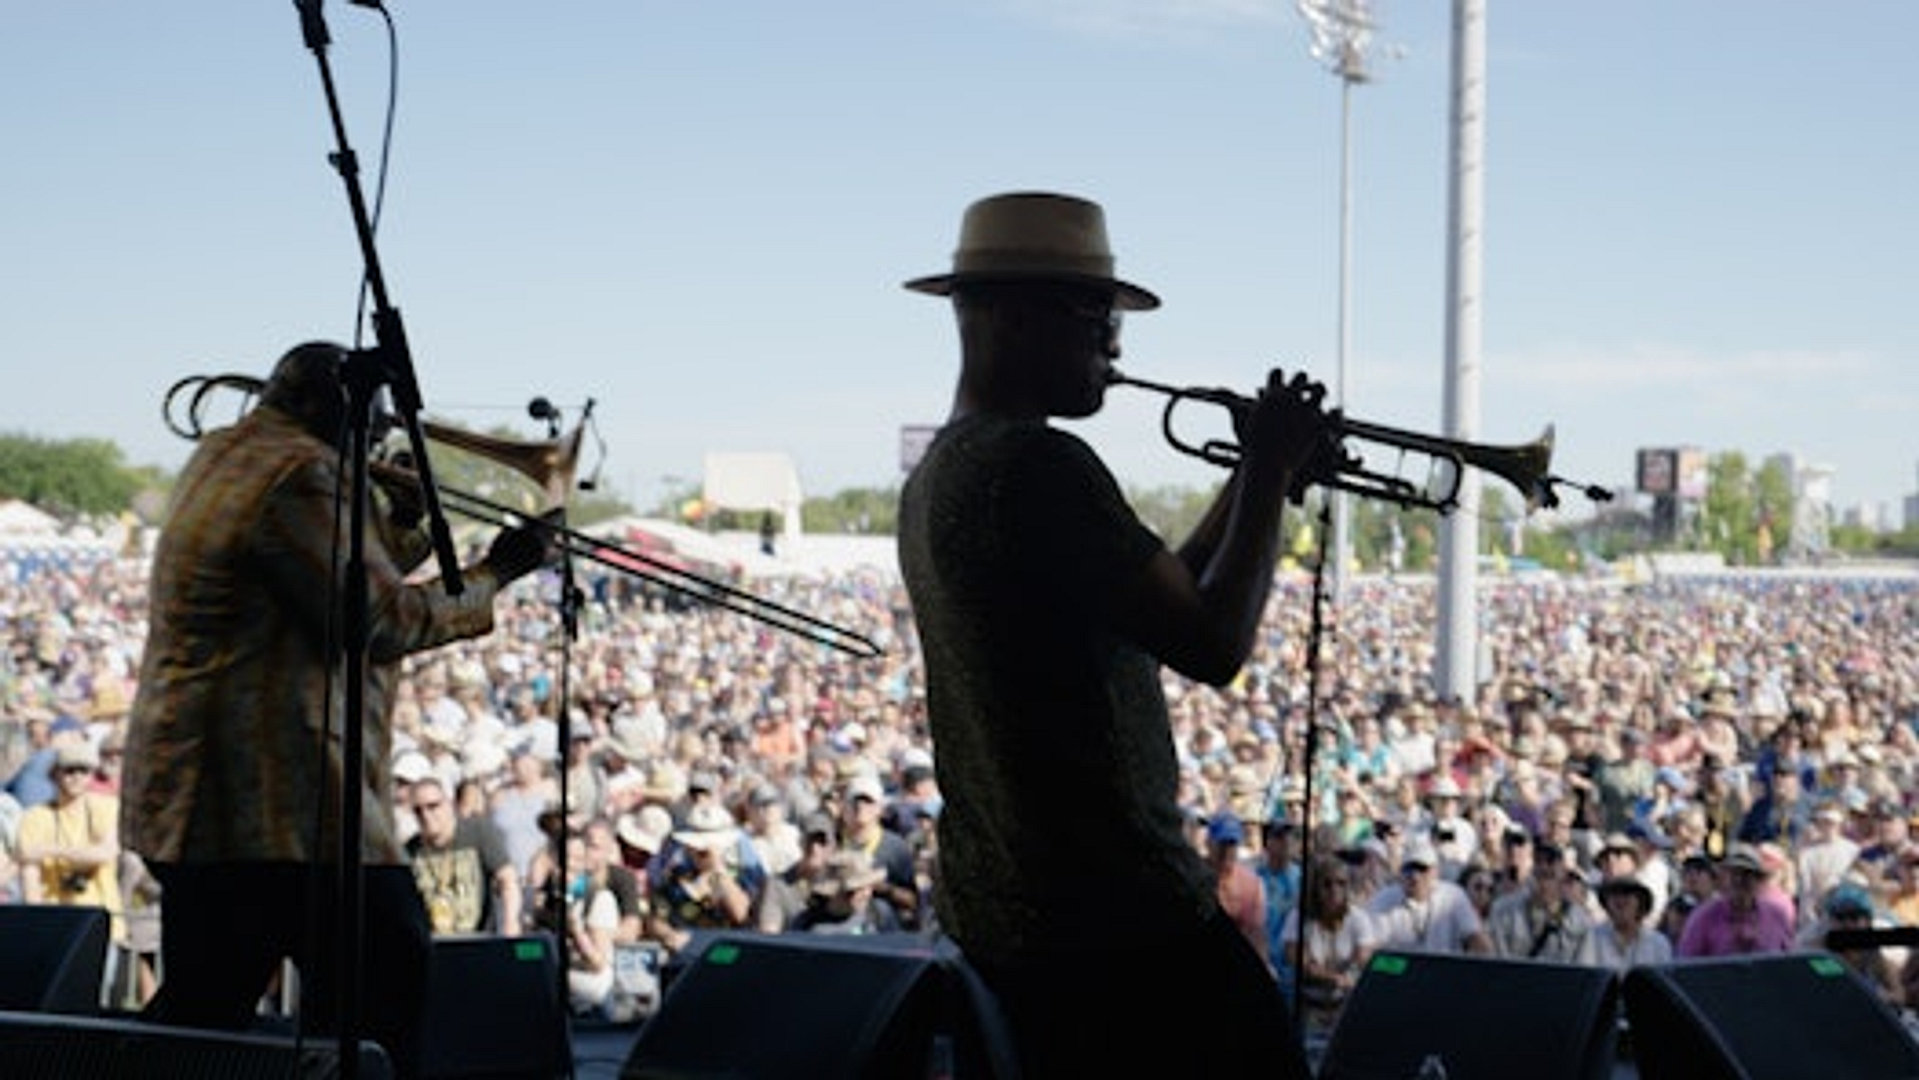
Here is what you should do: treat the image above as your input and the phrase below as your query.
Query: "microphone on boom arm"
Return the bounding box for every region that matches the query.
[525,396,600,492]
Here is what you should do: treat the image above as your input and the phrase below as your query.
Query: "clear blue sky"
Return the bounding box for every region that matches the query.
[4,2,1913,524]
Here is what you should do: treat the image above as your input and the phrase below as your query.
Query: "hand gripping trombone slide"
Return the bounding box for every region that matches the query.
[1105,368,1613,513]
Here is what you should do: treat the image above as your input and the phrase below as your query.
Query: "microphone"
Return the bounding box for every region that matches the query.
[294,0,330,49]
[578,398,600,492]
[527,397,559,423]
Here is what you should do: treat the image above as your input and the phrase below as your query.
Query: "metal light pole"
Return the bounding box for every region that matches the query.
[1435,0,1486,702]
[1299,0,1376,607]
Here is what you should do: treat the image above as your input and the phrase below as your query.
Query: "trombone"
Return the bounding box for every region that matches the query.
[163,373,884,658]
[1105,369,1612,513]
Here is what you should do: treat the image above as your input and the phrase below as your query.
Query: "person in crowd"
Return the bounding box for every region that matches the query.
[581,815,644,945]
[561,726,606,832]
[613,804,673,877]
[1854,801,1911,886]
[1556,714,1605,835]
[1673,851,1719,911]
[1494,825,1536,902]
[742,780,803,878]
[1806,881,1903,1007]
[16,739,124,941]
[896,191,1327,1077]
[119,342,552,1079]
[1379,771,1434,840]
[491,746,559,888]
[1486,842,1593,964]
[837,771,920,930]
[645,802,762,953]
[1883,846,1919,926]
[1457,864,1500,923]
[1425,773,1478,876]
[390,750,435,847]
[406,775,523,936]
[558,830,620,1017]
[1281,852,1377,1039]
[757,810,839,933]
[1258,817,1305,1001]
[1740,752,1812,847]
[3,707,63,811]
[1659,892,1701,947]
[1676,844,1796,958]
[1597,729,1657,835]
[1624,821,1677,917]
[1795,802,1862,928]
[116,849,164,1008]
[88,726,128,797]
[1587,875,1672,971]
[1691,753,1748,859]
[1541,798,1594,879]
[1365,835,1492,955]
[1206,811,1269,966]
[1590,831,1644,904]
[1753,717,1818,795]
[790,850,903,935]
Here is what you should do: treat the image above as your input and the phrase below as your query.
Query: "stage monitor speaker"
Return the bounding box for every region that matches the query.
[1318,951,1621,1080]
[1622,952,1919,1080]
[623,933,995,1080]
[0,904,110,1014]
[420,933,570,1080]
[0,1009,390,1079]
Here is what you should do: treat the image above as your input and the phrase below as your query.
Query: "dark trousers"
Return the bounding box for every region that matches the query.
[145,861,432,1080]
[972,909,1312,1078]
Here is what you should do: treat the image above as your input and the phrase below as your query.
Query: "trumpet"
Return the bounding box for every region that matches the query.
[163,373,884,658]
[1105,369,1612,513]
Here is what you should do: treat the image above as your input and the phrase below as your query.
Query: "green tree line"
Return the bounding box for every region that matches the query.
[0,434,154,518]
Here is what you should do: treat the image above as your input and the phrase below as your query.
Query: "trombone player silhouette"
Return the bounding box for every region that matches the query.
[123,341,554,1079]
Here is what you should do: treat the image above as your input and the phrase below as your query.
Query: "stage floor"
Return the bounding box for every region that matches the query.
[569,1018,644,1080]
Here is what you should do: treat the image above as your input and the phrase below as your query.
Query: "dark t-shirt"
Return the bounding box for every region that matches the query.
[603,862,643,922]
[898,415,1213,965]
[407,815,512,934]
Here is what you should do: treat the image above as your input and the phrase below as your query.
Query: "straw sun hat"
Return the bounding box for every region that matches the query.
[903,192,1161,311]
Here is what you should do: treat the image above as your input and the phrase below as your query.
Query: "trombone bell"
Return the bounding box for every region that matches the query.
[416,419,583,510]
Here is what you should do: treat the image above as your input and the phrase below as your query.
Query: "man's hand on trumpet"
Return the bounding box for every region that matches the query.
[1236,368,1336,503]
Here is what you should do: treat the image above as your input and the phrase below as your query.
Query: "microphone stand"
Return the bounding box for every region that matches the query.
[535,398,585,1046]
[295,4,466,1076]
[1284,500,1335,1047]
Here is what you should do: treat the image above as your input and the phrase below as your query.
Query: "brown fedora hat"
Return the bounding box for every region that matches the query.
[903,191,1161,310]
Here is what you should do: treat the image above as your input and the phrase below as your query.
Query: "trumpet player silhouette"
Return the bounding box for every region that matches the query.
[898,192,1325,1078]
[122,341,554,1078]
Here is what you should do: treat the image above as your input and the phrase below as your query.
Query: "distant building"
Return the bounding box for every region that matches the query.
[1906,461,1919,531]
[1767,452,1834,560]
[1841,502,1897,534]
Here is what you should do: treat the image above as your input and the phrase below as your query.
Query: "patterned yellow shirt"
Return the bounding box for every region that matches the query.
[122,405,504,866]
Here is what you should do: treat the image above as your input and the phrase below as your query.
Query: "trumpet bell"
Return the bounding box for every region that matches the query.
[1455,425,1556,511]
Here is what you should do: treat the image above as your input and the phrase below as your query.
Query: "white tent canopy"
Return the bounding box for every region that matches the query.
[703,452,803,545]
[0,498,60,535]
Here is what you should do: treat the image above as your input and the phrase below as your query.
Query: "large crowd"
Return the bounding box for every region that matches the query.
[4,542,1918,1030]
